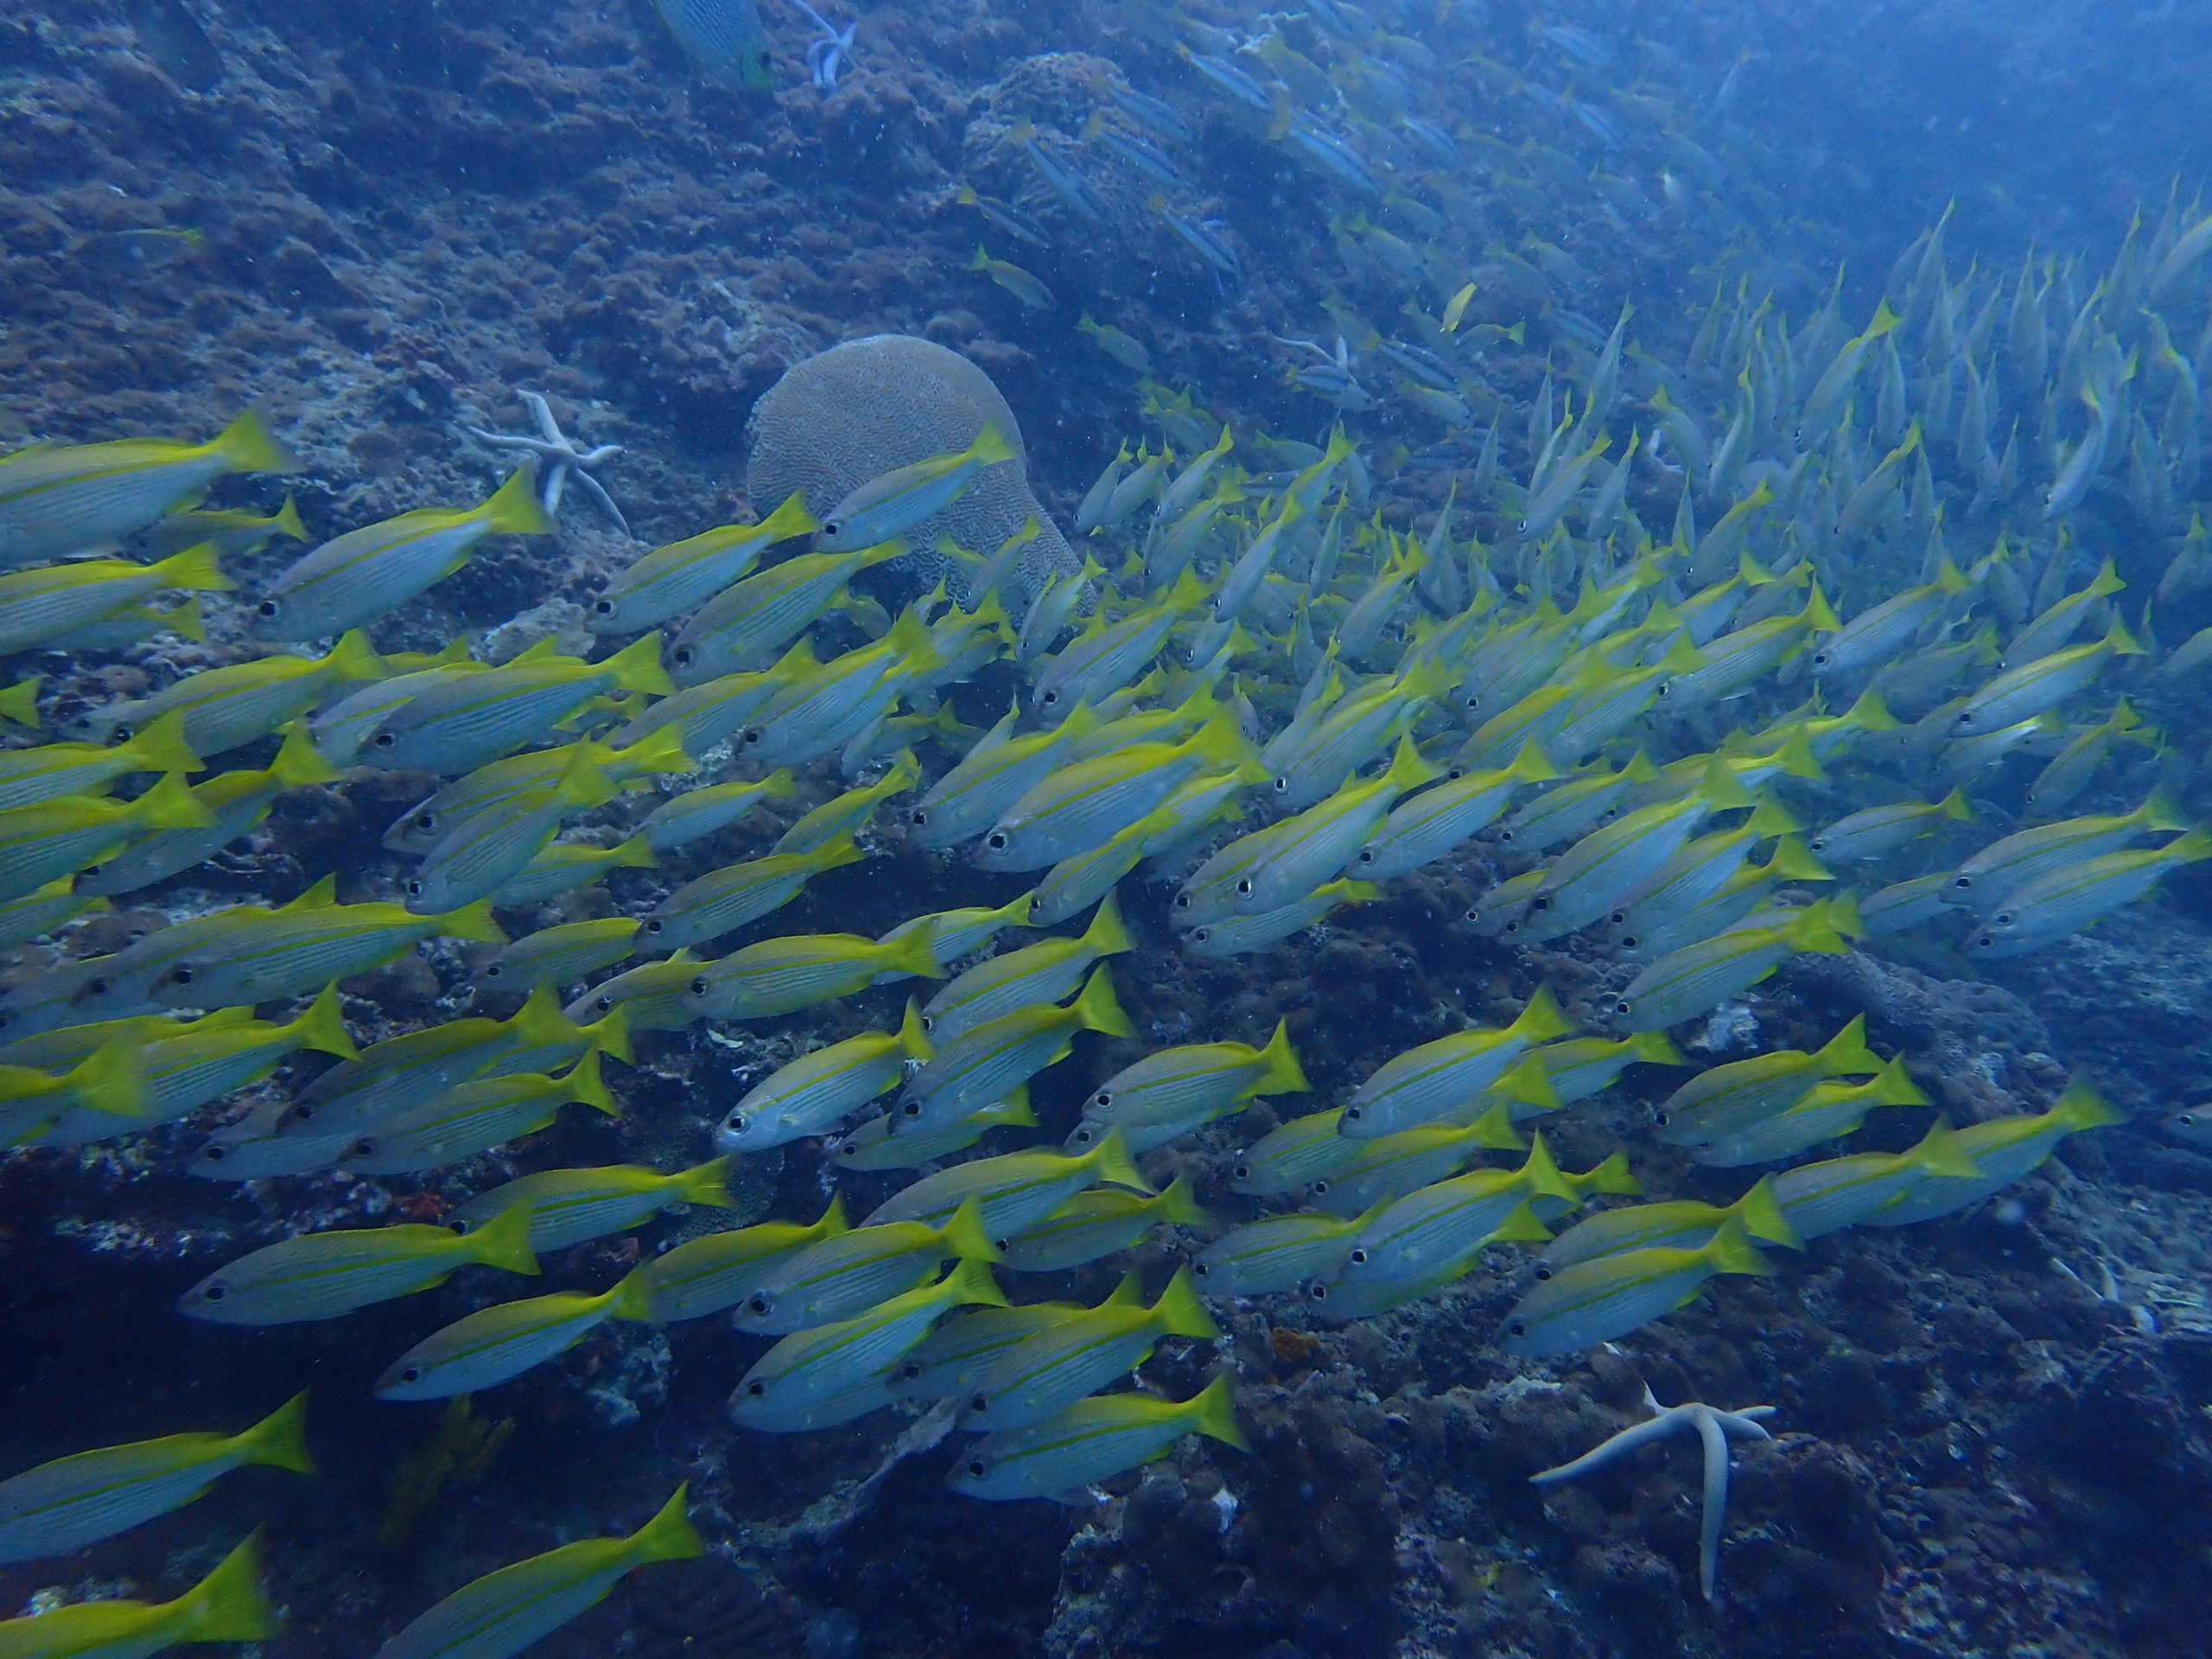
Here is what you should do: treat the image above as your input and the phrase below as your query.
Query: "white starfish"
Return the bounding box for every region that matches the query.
[791,0,857,92]
[464,391,629,536]
[1529,1385,1777,1601]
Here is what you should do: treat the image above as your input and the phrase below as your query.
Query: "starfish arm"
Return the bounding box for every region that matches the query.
[541,462,571,515]
[791,0,836,33]
[1529,1407,1688,1484]
[576,443,625,467]
[1716,1406,1777,1443]
[1694,1408,1730,1602]
[574,469,632,535]
[522,391,565,445]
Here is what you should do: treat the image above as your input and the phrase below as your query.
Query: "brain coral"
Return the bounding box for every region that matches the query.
[745,334,1079,605]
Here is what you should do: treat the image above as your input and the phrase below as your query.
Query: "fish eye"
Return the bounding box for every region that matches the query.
[966,1459,987,1478]
[257,600,280,619]
[968,1393,988,1413]
[1654,1111,1671,1126]
[1042,689,1059,704]
[743,728,764,744]
[673,647,695,667]
[1510,1320,1528,1336]
[87,976,111,995]
[1808,837,1828,852]
[1497,828,1516,842]
[1306,1281,1330,1300]
[1310,1179,1331,1195]
[373,731,396,747]
[645,919,664,934]
[1614,999,1632,1016]
[405,880,423,897]
[202,1144,226,1162]
[111,726,134,742]
[353,1138,375,1157]
[1357,849,1375,863]
[1953,874,1973,889]
[399,1365,423,1383]
[824,520,842,537]
[725,1115,746,1133]
[293,1103,316,1122]
[170,967,195,986]
[899,1360,922,1379]
[1994,911,2015,926]
[1975,934,1994,949]
[595,996,616,1013]
[1271,777,1289,793]
[483,963,504,978]
[1342,1105,1362,1122]
[202,1281,228,1300]
[1534,1266,1553,1281]
[910,809,928,825]
[689,976,709,995]
[1347,1248,1368,1265]
[593,598,614,614]
[1657,682,1674,698]
[1235,877,1253,895]
[1813,652,1831,667]
[1193,928,1211,943]
[1092,1090,1112,1109]
[986,832,1008,850]
[1173,892,1192,909]
[901,1099,923,1116]
[747,1379,767,1396]
[1192,1260,1210,1276]
[415,813,436,831]
[747,1293,771,1314]
[1232,1163,1251,1181]
[448,1218,470,1233]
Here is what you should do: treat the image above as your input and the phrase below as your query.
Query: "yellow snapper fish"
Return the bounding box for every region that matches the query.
[680,930,941,1022]
[0,1393,309,1565]
[0,772,212,904]
[1497,1213,1774,1357]
[588,490,818,632]
[343,1052,620,1174]
[730,1197,1000,1334]
[362,634,671,775]
[620,1198,849,1323]
[728,1260,1007,1433]
[713,1000,931,1154]
[374,1276,645,1401]
[251,469,552,640]
[179,1204,538,1325]
[473,916,642,995]
[0,1530,273,1659]
[0,410,295,568]
[996,1173,1211,1272]
[949,1372,1246,1501]
[919,892,1134,1044]
[448,1157,734,1253]
[817,426,1017,553]
[961,1267,1217,1431]
[0,542,231,657]
[370,1486,702,1659]
[70,628,385,759]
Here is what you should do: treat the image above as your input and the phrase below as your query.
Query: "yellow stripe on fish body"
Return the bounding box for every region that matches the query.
[1807,788,1973,864]
[1077,1018,1306,1132]
[907,702,1087,849]
[1497,751,1659,853]
[0,772,211,903]
[473,917,640,995]
[713,1001,931,1155]
[818,426,1018,553]
[0,410,296,569]
[74,629,384,760]
[1312,1200,1553,1321]
[1309,1103,1529,1216]
[0,709,200,813]
[864,1123,1154,1236]
[371,1485,701,1659]
[963,1267,1217,1432]
[1338,988,1573,1138]
[37,985,353,1147]
[1858,1077,2122,1228]
[1027,800,1180,928]
[0,1529,275,1658]
[1497,1213,1775,1357]
[179,1203,538,1325]
[977,712,1262,872]
[920,893,1134,1044]
[1964,830,2212,957]
[901,963,1134,1130]
[1031,568,1206,717]
[1769,1118,1983,1239]
[1452,682,1576,776]
[1229,1107,1358,1194]
[1274,657,1453,808]
[80,721,343,898]
[639,835,864,953]
[449,1157,733,1254]
[667,544,906,685]
[1541,1174,1804,1271]
[0,543,231,657]
[345,1052,619,1174]
[375,1281,631,1401]
[588,491,817,633]
[681,929,941,1022]
[620,1198,846,1322]
[252,470,550,642]
[740,611,944,767]
[1520,764,1759,941]
[0,1393,309,1567]
[729,1260,1007,1433]
[1611,898,1858,1032]
[365,635,671,774]
[949,1371,1246,1501]
[734,1198,999,1334]
[641,769,796,853]
[1811,557,1972,677]
[996,1173,1209,1273]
